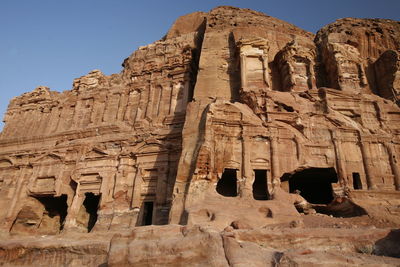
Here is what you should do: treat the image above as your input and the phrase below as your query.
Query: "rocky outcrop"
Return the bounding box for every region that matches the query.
[1,226,400,266]
[0,5,399,266]
[315,18,400,97]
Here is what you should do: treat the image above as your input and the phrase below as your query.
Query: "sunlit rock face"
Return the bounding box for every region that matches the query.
[0,6,400,266]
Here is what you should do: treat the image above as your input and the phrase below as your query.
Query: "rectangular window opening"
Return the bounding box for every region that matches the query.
[352,172,362,190]
[142,201,154,226]
[253,169,269,200]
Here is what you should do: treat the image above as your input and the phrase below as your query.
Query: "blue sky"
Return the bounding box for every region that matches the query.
[1,0,399,131]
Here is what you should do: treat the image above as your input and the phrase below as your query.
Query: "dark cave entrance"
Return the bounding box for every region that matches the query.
[352,172,362,190]
[82,192,100,232]
[253,169,269,200]
[216,168,238,197]
[36,194,68,230]
[281,167,338,204]
[142,201,154,226]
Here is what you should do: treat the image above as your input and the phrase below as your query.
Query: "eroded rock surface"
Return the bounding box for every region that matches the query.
[0,6,399,266]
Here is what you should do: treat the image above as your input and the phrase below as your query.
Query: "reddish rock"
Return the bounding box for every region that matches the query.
[0,5,399,266]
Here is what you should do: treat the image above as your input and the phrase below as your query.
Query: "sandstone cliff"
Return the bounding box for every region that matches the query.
[0,6,399,266]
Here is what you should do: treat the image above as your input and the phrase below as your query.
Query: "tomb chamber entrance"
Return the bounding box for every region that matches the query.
[141,201,154,226]
[36,194,69,231]
[253,169,269,200]
[10,194,68,234]
[216,169,238,197]
[82,192,100,232]
[281,167,338,204]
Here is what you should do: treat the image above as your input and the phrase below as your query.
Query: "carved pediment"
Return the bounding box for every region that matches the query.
[29,176,56,195]
[224,160,241,169]
[33,153,63,165]
[237,37,269,52]
[136,141,165,154]
[79,173,102,194]
[85,147,109,159]
[251,158,269,164]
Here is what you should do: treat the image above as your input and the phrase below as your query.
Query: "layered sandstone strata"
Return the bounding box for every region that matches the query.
[0,6,399,266]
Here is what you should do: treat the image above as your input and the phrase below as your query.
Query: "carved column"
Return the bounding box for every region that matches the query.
[331,131,347,187]
[158,84,170,118]
[99,171,114,203]
[239,54,247,89]
[117,93,128,121]
[294,136,304,165]
[124,157,137,205]
[359,140,377,190]
[384,142,400,191]
[63,188,84,231]
[145,84,154,119]
[155,166,169,224]
[241,136,252,198]
[308,63,317,89]
[137,87,148,121]
[128,165,141,227]
[130,165,143,209]
[270,134,280,187]
[169,83,179,115]
[176,81,186,113]
[261,55,270,88]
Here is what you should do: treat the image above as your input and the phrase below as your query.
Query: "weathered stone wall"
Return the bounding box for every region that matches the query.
[0,6,399,236]
[0,26,203,234]
[169,7,400,225]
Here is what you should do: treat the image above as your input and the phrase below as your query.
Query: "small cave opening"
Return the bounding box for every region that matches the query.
[313,197,367,218]
[216,168,238,197]
[10,194,69,234]
[352,172,363,190]
[36,194,68,231]
[141,201,154,226]
[281,167,338,204]
[277,102,294,112]
[82,192,100,232]
[253,169,269,200]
